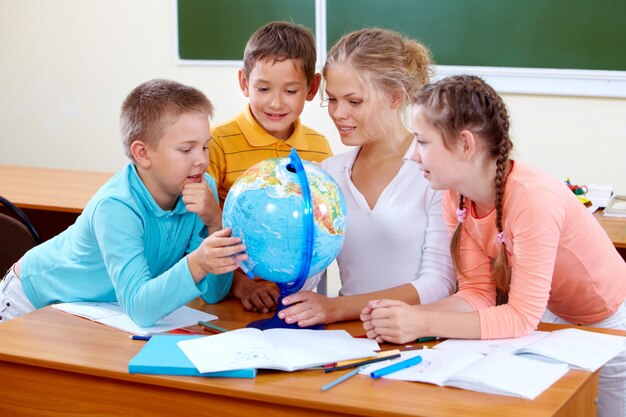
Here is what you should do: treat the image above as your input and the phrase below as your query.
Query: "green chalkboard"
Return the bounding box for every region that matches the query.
[327,0,626,71]
[177,0,316,61]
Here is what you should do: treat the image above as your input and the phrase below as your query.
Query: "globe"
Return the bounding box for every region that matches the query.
[223,149,348,329]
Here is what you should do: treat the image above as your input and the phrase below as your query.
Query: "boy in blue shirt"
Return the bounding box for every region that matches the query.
[0,79,246,327]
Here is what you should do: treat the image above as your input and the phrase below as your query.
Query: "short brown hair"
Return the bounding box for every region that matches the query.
[243,21,317,85]
[120,79,214,160]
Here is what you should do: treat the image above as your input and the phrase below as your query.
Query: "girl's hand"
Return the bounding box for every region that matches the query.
[361,299,424,344]
[279,291,334,327]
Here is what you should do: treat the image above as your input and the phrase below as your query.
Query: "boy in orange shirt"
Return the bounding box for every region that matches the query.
[209,22,332,314]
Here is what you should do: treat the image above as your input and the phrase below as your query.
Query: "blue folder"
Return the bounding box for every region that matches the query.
[128,334,256,378]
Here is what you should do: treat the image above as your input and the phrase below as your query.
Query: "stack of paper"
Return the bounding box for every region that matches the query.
[604,195,626,218]
[52,302,217,336]
[586,183,614,208]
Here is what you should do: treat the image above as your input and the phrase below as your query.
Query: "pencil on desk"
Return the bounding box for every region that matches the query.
[321,366,366,392]
[198,320,229,334]
[324,353,401,373]
[324,350,402,373]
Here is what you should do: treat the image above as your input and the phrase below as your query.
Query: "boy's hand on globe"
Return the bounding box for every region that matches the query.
[183,177,222,234]
[187,228,246,282]
[232,273,279,313]
[279,291,335,327]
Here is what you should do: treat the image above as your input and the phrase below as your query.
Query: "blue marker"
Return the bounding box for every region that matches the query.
[370,355,423,379]
[129,335,151,341]
[232,255,255,280]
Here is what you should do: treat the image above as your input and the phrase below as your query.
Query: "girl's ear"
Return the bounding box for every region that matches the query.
[238,68,250,97]
[130,140,151,169]
[458,130,478,160]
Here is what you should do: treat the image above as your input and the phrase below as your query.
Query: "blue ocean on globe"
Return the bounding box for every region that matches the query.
[222,154,348,285]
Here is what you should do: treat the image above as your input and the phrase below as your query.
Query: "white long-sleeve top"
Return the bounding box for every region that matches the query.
[321,140,456,304]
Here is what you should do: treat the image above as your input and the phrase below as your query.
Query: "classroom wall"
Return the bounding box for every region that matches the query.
[1,1,625,295]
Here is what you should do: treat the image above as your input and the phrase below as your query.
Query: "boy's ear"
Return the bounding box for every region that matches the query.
[238,68,250,97]
[458,130,477,160]
[305,73,321,101]
[130,140,151,169]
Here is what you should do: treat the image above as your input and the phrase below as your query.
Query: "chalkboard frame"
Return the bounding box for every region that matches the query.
[175,0,626,97]
[174,0,326,67]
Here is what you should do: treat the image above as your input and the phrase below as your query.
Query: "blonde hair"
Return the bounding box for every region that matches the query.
[243,21,317,85]
[120,79,213,161]
[414,75,513,301]
[323,28,433,113]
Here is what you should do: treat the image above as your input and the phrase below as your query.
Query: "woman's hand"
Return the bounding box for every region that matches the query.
[279,291,336,327]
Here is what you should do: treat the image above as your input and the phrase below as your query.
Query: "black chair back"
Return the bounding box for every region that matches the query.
[0,196,41,274]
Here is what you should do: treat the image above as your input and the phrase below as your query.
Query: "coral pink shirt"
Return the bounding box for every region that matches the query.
[444,162,626,339]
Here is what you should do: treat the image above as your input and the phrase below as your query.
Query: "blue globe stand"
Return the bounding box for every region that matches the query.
[247,149,324,331]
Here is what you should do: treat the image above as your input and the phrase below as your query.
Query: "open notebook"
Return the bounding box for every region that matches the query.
[359,350,568,400]
[434,328,626,372]
[178,327,379,373]
[360,328,625,399]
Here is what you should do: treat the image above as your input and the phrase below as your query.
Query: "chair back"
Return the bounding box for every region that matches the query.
[0,196,41,274]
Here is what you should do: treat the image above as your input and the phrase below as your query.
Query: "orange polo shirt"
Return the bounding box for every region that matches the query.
[208,105,332,206]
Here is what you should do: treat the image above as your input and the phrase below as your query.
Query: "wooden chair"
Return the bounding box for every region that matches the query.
[0,196,41,274]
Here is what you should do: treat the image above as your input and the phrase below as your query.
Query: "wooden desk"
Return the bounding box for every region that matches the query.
[0,298,604,417]
[0,164,112,213]
[594,210,626,249]
[0,164,112,240]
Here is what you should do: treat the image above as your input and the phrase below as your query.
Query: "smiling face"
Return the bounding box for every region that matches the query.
[239,58,317,140]
[141,111,210,209]
[410,105,465,190]
[324,64,397,146]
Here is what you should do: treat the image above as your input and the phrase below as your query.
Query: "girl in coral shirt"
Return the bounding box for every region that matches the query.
[362,75,626,417]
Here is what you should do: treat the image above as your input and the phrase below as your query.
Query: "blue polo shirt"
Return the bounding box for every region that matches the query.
[20,163,232,327]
